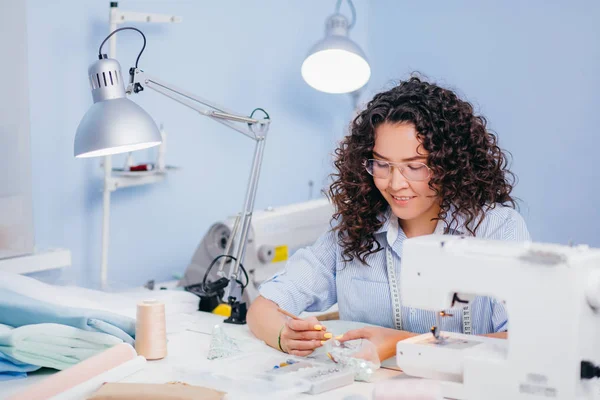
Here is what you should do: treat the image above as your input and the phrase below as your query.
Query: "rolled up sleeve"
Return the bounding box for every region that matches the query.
[258,229,338,316]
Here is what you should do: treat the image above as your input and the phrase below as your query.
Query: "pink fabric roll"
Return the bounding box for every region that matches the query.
[8,343,138,400]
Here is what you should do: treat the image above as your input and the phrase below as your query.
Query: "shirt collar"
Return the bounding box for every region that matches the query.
[374,206,467,237]
[374,208,393,235]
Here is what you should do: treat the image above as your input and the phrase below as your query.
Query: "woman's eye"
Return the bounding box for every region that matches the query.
[407,163,425,170]
[375,161,388,168]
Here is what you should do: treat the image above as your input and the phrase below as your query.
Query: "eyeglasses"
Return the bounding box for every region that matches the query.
[364,159,431,181]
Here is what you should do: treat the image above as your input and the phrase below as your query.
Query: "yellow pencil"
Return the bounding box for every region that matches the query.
[276,307,302,320]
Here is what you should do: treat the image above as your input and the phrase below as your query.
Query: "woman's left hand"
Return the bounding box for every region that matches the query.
[337,326,418,362]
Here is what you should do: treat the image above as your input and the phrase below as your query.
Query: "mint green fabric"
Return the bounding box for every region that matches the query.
[0,323,123,370]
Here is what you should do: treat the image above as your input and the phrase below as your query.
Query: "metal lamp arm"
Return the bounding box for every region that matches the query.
[128,68,269,140]
[127,67,270,302]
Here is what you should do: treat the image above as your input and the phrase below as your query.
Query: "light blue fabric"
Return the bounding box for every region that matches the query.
[0,350,40,381]
[0,372,26,381]
[0,288,135,344]
[259,205,531,335]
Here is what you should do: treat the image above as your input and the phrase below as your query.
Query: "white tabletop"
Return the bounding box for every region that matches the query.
[0,310,402,400]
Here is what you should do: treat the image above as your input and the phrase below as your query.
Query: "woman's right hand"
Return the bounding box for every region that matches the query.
[279,317,331,356]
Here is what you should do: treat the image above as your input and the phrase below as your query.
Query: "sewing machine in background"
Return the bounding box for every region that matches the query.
[396,235,600,399]
[179,198,334,311]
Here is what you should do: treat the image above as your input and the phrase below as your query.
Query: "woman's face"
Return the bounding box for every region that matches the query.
[372,122,439,222]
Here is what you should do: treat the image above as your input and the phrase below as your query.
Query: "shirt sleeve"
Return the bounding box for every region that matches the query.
[491,209,531,332]
[258,229,338,316]
[501,210,531,242]
[491,299,508,332]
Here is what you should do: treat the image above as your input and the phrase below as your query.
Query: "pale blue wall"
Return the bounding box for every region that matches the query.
[27,1,600,288]
[366,1,600,247]
[26,0,368,287]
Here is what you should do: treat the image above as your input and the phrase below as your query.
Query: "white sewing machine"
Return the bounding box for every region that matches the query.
[396,235,600,400]
[179,198,334,302]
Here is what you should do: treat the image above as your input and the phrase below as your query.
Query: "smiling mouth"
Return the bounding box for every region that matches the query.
[391,195,414,201]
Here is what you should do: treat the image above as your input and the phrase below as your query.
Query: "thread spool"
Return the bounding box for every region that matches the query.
[135,299,167,360]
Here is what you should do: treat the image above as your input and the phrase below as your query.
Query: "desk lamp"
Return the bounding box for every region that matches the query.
[75,27,271,324]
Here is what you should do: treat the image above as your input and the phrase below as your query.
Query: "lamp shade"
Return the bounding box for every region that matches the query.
[75,98,162,158]
[301,14,370,94]
[74,57,161,158]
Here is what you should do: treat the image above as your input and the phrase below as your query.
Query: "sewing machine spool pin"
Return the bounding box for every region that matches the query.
[431,311,453,342]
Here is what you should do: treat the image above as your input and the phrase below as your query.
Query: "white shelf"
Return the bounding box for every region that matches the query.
[0,248,71,274]
[107,166,180,191]
[110,170,167,190]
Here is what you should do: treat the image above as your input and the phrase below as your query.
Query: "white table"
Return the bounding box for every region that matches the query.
[1,310,402,400]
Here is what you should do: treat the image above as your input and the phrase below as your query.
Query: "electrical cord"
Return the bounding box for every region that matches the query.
[202,254,249,294]
[335,0,356,29]
[249,108,270,121]
[248,108,270,132]
[98,27,147,68]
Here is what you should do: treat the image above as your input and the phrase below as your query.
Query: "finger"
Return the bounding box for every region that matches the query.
[287,330,332,341]
[337,328,367,342]
[288,349,314,357]
[304,316,321,325]
[286,339,323,351]
[287,318,327,332]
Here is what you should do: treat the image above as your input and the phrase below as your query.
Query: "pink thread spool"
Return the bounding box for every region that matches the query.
[135,299,167,360]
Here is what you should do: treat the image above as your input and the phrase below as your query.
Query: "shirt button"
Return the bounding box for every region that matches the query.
[410,309,415,315]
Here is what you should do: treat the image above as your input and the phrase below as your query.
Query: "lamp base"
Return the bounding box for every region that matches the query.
[184,277,229,313]
[223,297,247,325]
[199,293,221,312]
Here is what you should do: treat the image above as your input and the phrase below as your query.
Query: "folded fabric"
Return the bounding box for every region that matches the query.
[0,323,123,370]
[0,288,135,344]
[0,270,200,320]
[0,371,26,381]
[0,350,40,381]
[0,271,131,315]
[0,323,40,380]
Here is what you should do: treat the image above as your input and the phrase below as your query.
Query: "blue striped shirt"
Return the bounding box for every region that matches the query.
[259,204,530,334]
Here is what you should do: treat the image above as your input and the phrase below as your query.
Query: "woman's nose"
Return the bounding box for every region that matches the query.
[389,166,409,190]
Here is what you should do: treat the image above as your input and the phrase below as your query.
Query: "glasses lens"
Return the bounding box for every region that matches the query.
[366,159,430,181]
[402,162,430,181]
[365,159,390,178]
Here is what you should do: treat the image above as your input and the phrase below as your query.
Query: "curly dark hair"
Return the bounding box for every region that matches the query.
[327,76,516,264]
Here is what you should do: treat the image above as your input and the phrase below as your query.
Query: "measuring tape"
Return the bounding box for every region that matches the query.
[386,246,403,330]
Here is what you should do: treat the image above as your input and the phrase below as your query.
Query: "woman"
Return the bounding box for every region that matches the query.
[247,76,530,361]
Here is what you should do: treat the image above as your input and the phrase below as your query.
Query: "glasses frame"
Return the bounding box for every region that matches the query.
[363,158,432,182]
